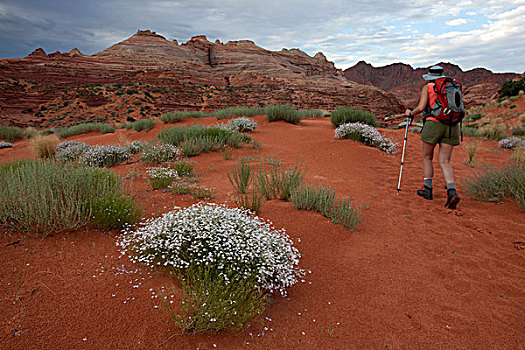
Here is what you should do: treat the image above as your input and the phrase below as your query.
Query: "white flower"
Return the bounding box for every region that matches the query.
[499,137,525,150]
[218,117,258,132]
[118,203,303,295]
[335,122,397,154]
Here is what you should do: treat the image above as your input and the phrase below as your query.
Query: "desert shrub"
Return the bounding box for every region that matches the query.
[227,158,253,194]
[331,106,379,127]
[498,137,525,150]
[298,109,323,119]
[463,141,478,167]
[213,106,265,120]
[254,159,305,201]
[24,127,39,139]
[512,125,525,137]
[465,113,484,122]
[56,123,115,139]
[462,126,479,138]
[464,161,525,211]
[291,183,362,231]
[220,117,258,132]
[146,166,180,190]
[126,140,148,154]
[78,145,131,167]
[0,141,13,149]
[158,125,251,156]
[169,183,215,199]
[118,203,302,332]
[235,191,264,214]
[172,160,194,176]
[139,143,183,164]
[30,134,59,159]
[478,122,507,140]
[161,111,208,123]
[498,77,525,98]
[511,147,525,164]
[55,141,91,163]
[265,105,301,124]
[132,119,154,132]
[0,160,142,234]
[335,122,397,154]
[0,125,24,142]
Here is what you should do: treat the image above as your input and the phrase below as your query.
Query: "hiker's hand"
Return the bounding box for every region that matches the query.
[405,109,412,116]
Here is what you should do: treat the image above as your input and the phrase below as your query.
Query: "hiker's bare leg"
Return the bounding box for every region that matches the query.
[422,141,435,179]
[438,143,455,184]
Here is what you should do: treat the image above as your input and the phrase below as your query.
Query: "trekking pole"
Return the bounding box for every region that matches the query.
[396,111,413,193]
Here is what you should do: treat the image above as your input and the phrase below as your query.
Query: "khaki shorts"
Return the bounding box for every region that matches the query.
[421,120,460,146]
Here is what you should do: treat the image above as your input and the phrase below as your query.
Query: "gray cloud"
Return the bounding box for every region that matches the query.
[0,0,522,72]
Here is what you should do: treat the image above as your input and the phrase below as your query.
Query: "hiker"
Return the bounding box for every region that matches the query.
[404,65,462,209]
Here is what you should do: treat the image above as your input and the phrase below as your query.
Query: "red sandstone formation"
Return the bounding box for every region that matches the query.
[0,30,405,127]
[344,61,520,108]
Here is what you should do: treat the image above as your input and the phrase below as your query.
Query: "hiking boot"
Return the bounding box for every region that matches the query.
[445,189,460,209]
[417,185,433,200]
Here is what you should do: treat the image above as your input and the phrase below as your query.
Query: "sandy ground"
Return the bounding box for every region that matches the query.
[1,115,524,349]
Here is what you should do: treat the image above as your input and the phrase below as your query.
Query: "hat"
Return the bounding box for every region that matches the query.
[422,65,446,80]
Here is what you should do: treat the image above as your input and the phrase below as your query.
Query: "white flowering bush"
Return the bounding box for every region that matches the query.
[55,141,90,163]
[499,137,525,150]
[139,143,183,164]
[126,140,147,154]
[0,142,13,149]
[220,117,258,132]
[78,145,131,167]
[335,122,397,154]
[146,166,180,189]
[119,203,302,295]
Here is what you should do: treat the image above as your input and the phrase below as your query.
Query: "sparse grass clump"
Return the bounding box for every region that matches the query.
[227,158,253,194]
[465,161,525,211]
[478,121,507,140]
[23,127,39,139]
[331,106,379,127]
[462,126,479,138]
[147,166,180,190]
[161,111,208,123]
[265,105,301,124]
[291,183,362,230]
[30,134,59,159]
[118,203,302,332]
[0,125,24,142]
[132,119,154,132]
[298,109,324,119]
[463,141,478,167]
[213,106,265,120]
[335,122,397,154]
[0,159,142,234]
[255,159,305,201]
[56,123,115,139]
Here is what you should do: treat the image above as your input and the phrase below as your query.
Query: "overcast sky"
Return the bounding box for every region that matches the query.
[0,0,523,73]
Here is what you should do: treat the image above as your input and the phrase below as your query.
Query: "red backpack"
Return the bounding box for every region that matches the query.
[426,77,465,125]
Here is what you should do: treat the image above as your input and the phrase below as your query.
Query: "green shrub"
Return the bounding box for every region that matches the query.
[132,119,154,132]
[172,160,194,176]
[254,159,305,201]
[498,77,525,98]
[212,106,265,120]
[290,183,362,230]
[235,191,264,214]
[161,111,208,123]
[462,126,479,138]
[0,125,24,142]
[330,106,379,127]
[56,123,115,139]
[265,105,301,124]
[465,161,525,211]
[298,109,323,119]
[146,166,180,190]
[227,158,253,194]
[163,264,266,333]
[0,160,142,234]
[512,125,525,136]
[158,125,251,156]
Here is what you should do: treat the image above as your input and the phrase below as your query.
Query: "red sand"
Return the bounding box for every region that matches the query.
[1,116,524,349]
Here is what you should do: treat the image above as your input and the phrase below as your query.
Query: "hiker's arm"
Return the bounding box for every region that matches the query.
[405,85,428,118]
